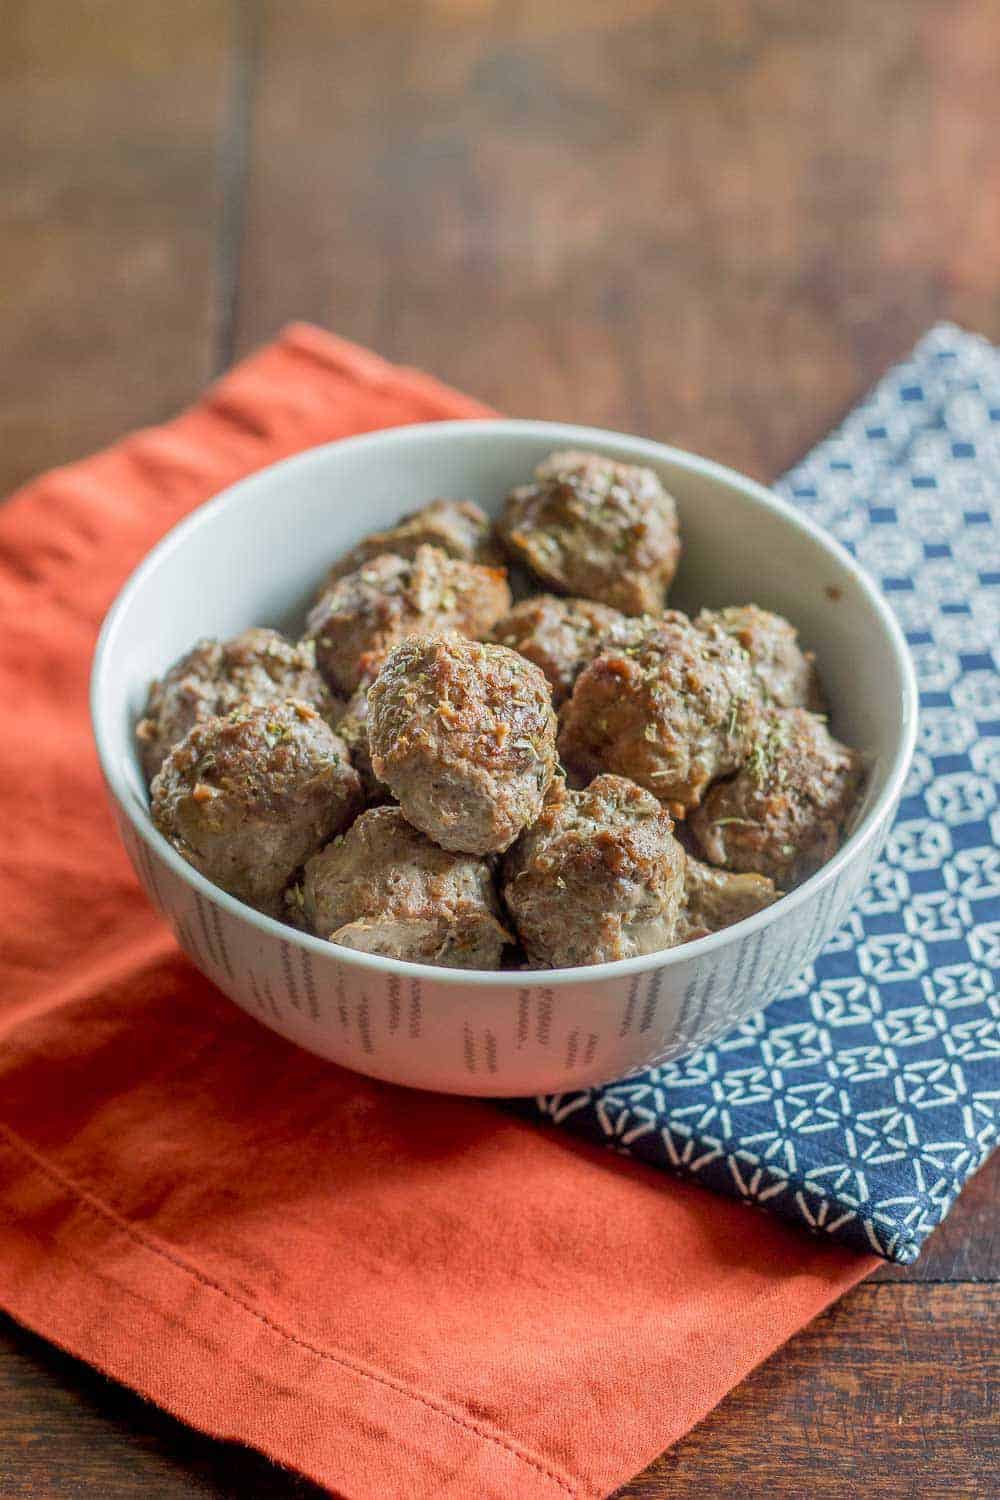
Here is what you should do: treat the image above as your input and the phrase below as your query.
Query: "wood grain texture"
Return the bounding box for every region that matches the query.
[1,0,999,1494]
[2,1282,997,1498]
[236,0,1000,481]
[613,1284,1000,1500]
[0,1,229,497]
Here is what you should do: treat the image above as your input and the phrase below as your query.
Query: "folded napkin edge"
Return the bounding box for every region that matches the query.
[0,1127,591,1500]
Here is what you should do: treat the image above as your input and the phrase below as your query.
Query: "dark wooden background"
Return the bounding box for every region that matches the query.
[2,1,998,1494]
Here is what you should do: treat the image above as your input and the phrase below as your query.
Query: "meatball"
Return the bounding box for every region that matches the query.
[499,450,680,614]
[696,604,824,710]
[491,594,627,705]
[295,806,510,969]
[304,545,511,696]
[558,613,760,816]
[151,699,363,917]
[679,854,779,942]
[136,628,338,783]
[336,676,392,806]
[501,775,686,967]
[690,707,862,886]
[324,498,500,580]
[368,636,558,855]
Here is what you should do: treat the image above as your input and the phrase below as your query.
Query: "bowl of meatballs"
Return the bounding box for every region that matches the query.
[92,421,917,1096]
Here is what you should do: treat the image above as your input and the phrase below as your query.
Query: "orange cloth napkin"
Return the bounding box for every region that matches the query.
[0,325,875,1500]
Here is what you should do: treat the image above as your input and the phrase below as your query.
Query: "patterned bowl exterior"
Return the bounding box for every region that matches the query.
[111,799,895,1097]
[93,419,916,1097]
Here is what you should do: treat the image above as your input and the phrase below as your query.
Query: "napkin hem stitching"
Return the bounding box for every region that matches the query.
[0,1121,583,1500]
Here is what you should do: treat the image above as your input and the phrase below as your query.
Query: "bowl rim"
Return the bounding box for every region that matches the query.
[92,417,919,989]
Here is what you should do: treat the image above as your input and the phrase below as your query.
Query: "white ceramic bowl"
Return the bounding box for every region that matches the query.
[92,420,917,1096]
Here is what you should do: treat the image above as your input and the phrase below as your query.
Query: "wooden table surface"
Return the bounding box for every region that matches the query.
[2,2,998,1495]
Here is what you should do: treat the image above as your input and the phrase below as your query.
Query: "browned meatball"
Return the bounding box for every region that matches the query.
[324,499,500,581]
[136,628,339,783]
[690,707,862,886]
[499,450,680,613]
[558,613,760,816]
[678,854,779,942]
[304,545,511,696]
[696,604,824,710]
[501,775,686,967]
[491,594,627,705]
[151,700,363,917]
[294,806,510,969]
[368,636,558,855]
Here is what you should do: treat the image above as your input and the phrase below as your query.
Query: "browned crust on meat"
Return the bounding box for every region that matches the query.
[689,707,863,885]
[491,594,626,704]
[296,805,510,968]
[558,613,760,815]
[151,699,362,916]
[323,499,502,580]
[305,545,511,696]
[368,635,558,854]
[137,628,340,783]
[499,450,680,614]
[696,604,826,711]
[502,774,686,967]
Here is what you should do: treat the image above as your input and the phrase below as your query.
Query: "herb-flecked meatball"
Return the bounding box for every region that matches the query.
[558,613,760,816]
[304,545,511,696]
[324,499,500,580]
[368,636,558,855]
[679,854,779,942]
[491,594,627,705]
[151,700,363,917]
[501,775,686,967]
[690,707,862,885]
[696,604,824,710]
[499,450,681,613]
[136,628,339,783]
[294,806,510,969]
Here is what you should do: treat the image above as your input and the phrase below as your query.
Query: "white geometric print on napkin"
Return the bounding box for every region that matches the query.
[536,325,999,1262]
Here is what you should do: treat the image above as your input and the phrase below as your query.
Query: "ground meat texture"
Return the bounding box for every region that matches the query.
[295,806,510,969]
[690,707,863,886]
[501,775,686,967]
[491,595,627,705]
[368,636,558,855]
[696,604,824,710]
[151,700,363,918]
[324,499,500,580]
[337,677,392,805]
[557,613,760,816]
[136,628,339,783]
[499,450,680,614]
[678,854,779,942]
[304,545,511,697]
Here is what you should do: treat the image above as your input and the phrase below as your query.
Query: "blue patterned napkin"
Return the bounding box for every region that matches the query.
[534,325,1000,1263]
